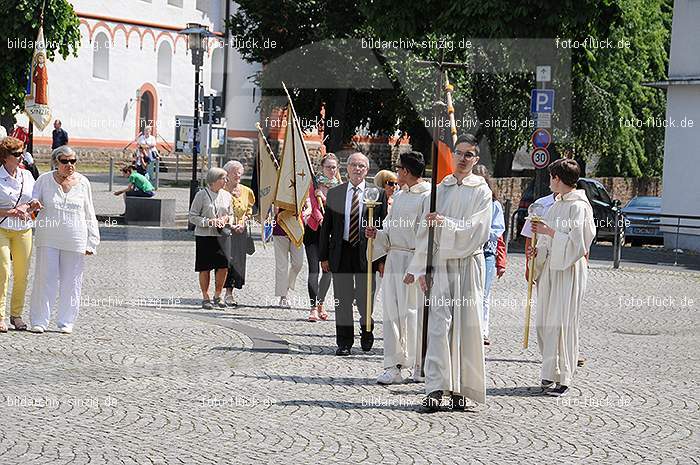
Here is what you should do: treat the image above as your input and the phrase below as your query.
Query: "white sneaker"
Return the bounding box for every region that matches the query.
[31,326,45,334]
[400,368,413,381]
[377,367,404,385]
[59,326,73,334]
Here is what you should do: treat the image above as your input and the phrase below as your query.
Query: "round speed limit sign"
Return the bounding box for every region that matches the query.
[531,148,550,169]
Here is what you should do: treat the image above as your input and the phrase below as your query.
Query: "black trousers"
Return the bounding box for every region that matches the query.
[305,239,332,307]
[332,241,376,348]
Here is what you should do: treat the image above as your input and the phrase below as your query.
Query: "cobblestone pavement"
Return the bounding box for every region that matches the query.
[1,225,698,465]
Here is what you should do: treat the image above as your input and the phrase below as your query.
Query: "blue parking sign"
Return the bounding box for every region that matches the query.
[530,89,555,113]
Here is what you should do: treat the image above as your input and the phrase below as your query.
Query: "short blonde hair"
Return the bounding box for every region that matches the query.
[374,169,398,188]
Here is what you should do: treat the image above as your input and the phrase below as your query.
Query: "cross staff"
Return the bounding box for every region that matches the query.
[414,54,472,376]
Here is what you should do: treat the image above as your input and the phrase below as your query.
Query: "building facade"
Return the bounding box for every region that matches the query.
[15,0,260,161]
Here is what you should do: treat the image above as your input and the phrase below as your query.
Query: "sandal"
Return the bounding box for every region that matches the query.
[224,295,238,307]
[10,316,27,331]
[318,304,329,321]
[0,320,7,333]
[308,307,319,322]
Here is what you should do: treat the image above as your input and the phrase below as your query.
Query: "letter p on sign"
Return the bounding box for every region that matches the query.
[530,89,555,113]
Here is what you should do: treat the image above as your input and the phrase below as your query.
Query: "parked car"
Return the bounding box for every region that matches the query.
[576,178,624,244]
[513,177,623,244]
[621,196,663,246]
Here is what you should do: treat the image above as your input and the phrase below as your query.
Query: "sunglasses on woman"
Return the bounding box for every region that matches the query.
[58,158,78,165]
[386,181,398,187]
[11,150,23,158]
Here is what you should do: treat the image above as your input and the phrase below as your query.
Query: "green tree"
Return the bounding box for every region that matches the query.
[359,0,672,177]
[0,0,81,120]
[228,0,671,176]
[226,0,386,152]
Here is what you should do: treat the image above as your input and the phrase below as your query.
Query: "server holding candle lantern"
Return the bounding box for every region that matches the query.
[529,159,596,397]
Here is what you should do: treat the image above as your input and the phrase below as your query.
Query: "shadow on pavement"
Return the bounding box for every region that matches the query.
[275,399,420,412]
[486,357,540,365]
[486,386,545,397]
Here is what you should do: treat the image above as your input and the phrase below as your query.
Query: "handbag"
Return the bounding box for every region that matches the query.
[245,222,256,255]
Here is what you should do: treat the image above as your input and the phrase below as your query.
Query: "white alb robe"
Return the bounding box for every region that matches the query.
[534,189,596,387]
[407,173,492,403]
[372,181,431,371]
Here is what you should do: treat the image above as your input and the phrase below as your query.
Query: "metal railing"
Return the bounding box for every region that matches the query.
[505,202,699,269]
[614,211,700,268]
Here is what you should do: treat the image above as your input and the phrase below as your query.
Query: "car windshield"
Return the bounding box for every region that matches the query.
[595,184,612,204]
[627,197,661,209]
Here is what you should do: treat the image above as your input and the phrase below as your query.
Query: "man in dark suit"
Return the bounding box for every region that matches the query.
[320,152,388,356]
[51,120,69,150]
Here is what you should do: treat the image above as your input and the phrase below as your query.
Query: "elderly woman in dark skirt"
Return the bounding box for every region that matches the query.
[189,167,233,309]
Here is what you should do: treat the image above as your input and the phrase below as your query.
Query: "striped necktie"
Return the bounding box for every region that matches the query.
[348,186,360,245]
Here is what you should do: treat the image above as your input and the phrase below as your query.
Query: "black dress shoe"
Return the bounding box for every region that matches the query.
[335,347,351,356]
[360,331,374,352]
[419,391,443,413]
[546,385,570,397]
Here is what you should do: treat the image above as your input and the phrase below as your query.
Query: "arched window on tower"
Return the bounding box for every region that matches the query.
[157,41,172,86]
[92,32,109,80]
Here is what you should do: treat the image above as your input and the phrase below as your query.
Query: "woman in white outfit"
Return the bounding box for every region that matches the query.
[30,146,100,334]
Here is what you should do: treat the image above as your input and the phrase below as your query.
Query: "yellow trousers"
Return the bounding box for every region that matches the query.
[0,228,32,319]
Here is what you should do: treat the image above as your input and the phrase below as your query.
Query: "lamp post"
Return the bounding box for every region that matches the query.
[179,23,215,213]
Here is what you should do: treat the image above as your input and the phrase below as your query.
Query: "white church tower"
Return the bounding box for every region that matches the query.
[649,0,700,252]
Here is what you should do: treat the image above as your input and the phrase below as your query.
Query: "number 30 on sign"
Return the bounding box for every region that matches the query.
[531,148,550,169]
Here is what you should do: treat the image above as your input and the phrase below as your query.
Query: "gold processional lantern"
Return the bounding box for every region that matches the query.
[364,186,381,332]
[523,201,547,348]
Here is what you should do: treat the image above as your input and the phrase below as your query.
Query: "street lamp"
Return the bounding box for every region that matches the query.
[178,23,215,214]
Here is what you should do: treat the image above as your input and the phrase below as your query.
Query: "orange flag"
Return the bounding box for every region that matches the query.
[436,140,454,183]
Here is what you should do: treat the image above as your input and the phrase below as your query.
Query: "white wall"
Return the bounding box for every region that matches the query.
[17,0,258,144]
[661,0,700,250]
[223,45,261,133]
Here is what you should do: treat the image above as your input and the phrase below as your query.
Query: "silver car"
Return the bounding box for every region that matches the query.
[622,196,663,246]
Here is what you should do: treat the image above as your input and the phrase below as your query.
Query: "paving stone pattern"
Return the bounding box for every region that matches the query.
[1,225,698,464]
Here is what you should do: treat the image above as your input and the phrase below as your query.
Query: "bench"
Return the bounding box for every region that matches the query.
[125,197,177,227]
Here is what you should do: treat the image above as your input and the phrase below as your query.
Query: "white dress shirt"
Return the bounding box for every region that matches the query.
[343,180,365,241]
[137,134,156,148]
[32,172,100,254]
[0,165,36,231]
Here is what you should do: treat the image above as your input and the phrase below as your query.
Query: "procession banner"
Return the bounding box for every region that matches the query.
[24,26,51,130]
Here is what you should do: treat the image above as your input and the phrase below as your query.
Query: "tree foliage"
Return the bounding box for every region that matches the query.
[227,0,672,176]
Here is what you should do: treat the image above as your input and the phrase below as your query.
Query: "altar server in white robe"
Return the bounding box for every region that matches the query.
[531,158,595,397]
[366,151,431,385]
[407,134,492,412]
